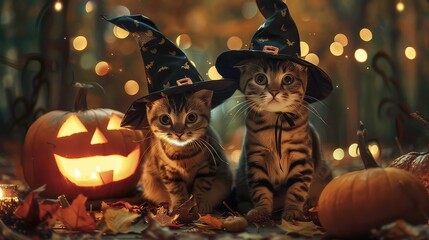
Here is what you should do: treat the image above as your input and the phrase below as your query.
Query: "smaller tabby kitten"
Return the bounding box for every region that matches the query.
[235,58,332,221]
[141,89,232,214]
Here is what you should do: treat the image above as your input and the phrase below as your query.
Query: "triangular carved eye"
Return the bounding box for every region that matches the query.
[57,114,88,138]
[91,128,108,145]
[107,113,123,130]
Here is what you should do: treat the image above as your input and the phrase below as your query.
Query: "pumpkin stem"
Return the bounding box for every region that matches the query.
[410,112,429,130]
[73,82,105,111]
[357,122,379,169]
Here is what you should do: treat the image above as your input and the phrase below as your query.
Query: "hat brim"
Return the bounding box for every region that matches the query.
[216,50,333,103]
[121,79,238,129]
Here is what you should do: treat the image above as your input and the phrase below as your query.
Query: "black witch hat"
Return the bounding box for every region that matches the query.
[215,0,333,103]
[106,15,237,128]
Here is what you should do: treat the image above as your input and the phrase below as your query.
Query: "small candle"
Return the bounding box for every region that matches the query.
[0,184,19,218]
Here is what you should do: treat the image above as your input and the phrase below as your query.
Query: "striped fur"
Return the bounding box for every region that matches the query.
[141,89,232,214]
[235,58,332,221]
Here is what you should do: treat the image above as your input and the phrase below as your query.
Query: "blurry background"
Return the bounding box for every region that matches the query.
[1,0,429,184]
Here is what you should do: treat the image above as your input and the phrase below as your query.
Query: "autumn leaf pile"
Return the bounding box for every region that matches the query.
[1,188,255,239]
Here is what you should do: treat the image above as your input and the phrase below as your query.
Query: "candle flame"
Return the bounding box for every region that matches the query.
[0,188,2,199]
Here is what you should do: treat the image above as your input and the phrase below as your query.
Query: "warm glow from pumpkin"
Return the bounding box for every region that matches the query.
[0,188,3,199]
[54,145,140,187]
[107,113,123,130]
[90,128,108,145]
[57,114,88,138]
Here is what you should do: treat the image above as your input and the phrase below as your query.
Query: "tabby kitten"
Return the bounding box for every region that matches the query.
[235,58,332,221]
[141,89,232,214]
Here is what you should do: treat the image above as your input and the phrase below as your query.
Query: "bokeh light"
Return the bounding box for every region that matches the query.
[330,42,344,56]
[359,28,373,42]
[369,144,380,159]
[304,53,319,66]
[95,61,110,76]
[348,143,359,157]
[396,2,405,12]
[405,47,416,60]
[208,66,222,80]
[334,33,348,47]
[176,34,192,49]
[124,80,139,96]
[227,36,243,50]
[354,49,368,62]
[72,36,88,51]
[242,2,258,19]
[113,25,129,39]
[113,5,130,16]
[300,41,309,57]
[85,1,94,13]
[333,148,345,161]
[54,1,62,11]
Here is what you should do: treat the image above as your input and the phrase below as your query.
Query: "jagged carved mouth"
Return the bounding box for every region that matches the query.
[54,146,140,187]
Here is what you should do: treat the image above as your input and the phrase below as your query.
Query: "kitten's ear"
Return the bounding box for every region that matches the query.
[294,63,307,72]
[234,59,251,73]
[146,101,154,111]
[234,64,248,74]
[192,89,213,107]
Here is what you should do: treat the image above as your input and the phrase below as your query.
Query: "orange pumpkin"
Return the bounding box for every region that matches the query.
[23,83,144,200]
[317,124,429,238]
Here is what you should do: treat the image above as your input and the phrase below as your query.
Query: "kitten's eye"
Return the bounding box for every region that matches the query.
[254,74,268,85]
[282,75,295,85]
[159,114,171,125]
[186,113,198,123]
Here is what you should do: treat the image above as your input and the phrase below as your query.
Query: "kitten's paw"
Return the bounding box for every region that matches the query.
[247,207,270,218]
[282,209,308,221]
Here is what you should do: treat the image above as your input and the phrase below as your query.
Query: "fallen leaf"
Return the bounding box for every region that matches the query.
[103,207,140,234]
[198,214,223,230]
[277,220,324,237]
[141,217,177,240]
[171,195,199,223]
[371,220,427,239]
[149,206,180,227]
[56,194,96,232]
[184,225,217,235]
[38,199,60,227]
[101,200,142,214]
[14,185,45,224]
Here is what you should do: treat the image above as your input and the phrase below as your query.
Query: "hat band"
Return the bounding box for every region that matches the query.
[176,77,193,86]
[263,45,279,55]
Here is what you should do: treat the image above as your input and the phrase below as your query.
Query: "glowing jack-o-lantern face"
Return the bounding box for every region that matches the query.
[23,93,145,200]
[53,113,141,187]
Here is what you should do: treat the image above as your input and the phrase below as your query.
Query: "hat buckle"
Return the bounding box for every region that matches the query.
[263,45,279,55]
[176,77,193,86]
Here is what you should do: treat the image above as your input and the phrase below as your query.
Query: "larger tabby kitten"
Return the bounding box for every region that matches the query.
[142,89,232,214]
[235,58,332,221]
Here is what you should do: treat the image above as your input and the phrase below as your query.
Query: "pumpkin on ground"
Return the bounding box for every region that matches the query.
[390,152,429,195]
[317,123,429,238]
[390,112,429,195]
[23,83,145,200]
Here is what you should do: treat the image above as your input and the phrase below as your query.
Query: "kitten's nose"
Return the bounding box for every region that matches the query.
[269,90,280,97]
[175,132,184,139]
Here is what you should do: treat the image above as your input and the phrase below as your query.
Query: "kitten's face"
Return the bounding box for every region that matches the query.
[237,59,308,113]
[146,89,213,146]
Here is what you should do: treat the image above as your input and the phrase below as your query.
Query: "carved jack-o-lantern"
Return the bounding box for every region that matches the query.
[23,84,144,200]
